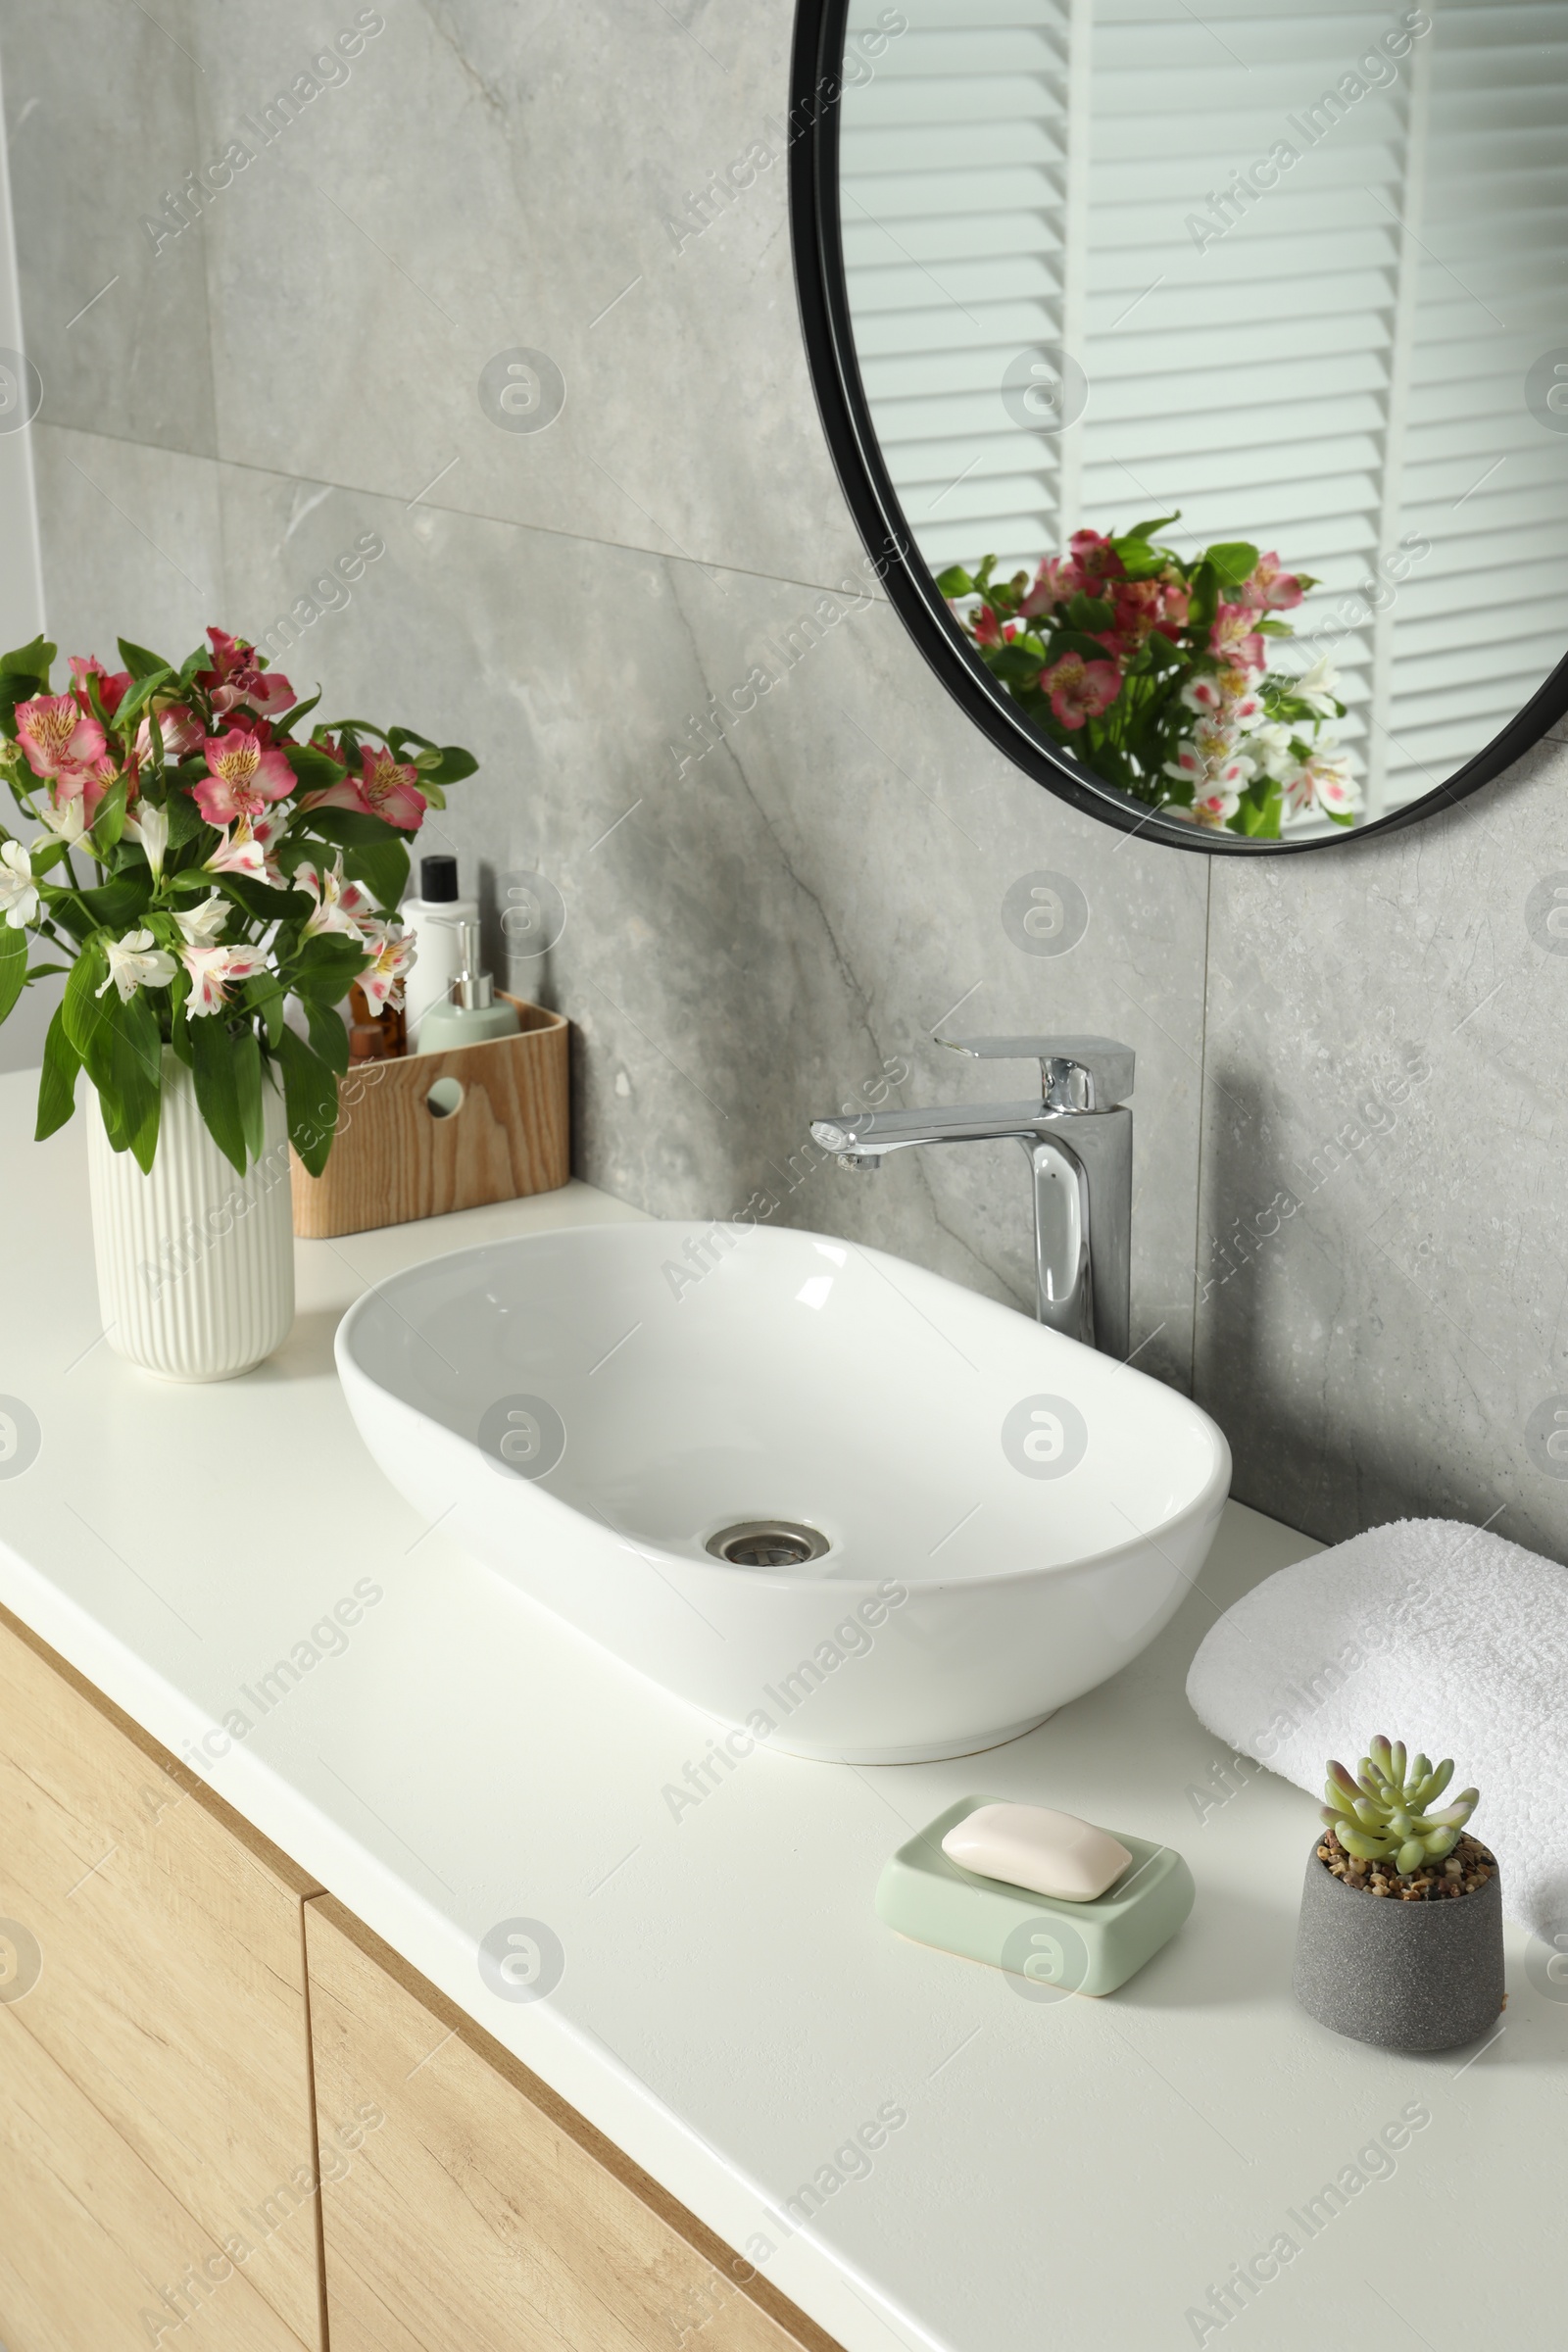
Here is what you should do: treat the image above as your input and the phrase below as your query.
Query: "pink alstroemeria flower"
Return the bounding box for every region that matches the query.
[306,745,427,833]
[1067,528,1124,592]
[196,627,297,720]
[970,605,1005,648]
[204,808,288,884]
[1039,652,1121,730]
[134,701,206,763]
[15,695,109,788]
[195,726,295,827]
[1210,606,1267,671]
[353,918,416,1015]
[69,655,131,719]
[1019,554,1082,616]
[1242,552,1303,612]
[181,942,270,1018]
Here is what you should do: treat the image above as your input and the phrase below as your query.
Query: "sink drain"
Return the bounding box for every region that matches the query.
[706,1519,830,1569]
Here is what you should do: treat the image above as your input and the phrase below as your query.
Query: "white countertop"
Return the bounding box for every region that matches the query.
[0,1069,1560,2352]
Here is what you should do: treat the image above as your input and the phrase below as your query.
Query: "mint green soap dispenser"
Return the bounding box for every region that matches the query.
[414,919,520,1054]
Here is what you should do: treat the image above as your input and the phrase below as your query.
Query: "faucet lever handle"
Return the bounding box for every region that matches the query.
[942,1034,1135,1111]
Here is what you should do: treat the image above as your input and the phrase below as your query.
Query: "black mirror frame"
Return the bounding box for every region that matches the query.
[788,0,1568,854]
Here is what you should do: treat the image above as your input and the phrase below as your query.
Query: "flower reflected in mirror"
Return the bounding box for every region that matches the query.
[939,517,1357,837]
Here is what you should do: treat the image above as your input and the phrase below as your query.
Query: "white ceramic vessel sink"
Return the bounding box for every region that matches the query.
[337,1222,1231,1762]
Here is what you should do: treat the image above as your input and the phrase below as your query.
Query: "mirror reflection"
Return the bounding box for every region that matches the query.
[840,0,1568,836]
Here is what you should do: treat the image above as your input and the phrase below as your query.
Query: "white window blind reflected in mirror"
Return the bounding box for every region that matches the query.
[840,0,1568,828]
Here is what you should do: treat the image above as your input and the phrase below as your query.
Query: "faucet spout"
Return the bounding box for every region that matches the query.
[812,1037,1135,1359]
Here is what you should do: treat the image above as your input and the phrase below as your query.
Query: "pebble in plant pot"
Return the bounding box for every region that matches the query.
[1293,1736,1503,2053]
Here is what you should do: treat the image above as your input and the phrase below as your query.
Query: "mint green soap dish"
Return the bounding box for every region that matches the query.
[876,1794,1195,1997]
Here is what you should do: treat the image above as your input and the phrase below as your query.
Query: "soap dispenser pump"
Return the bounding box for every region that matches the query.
[414,919,520,1054]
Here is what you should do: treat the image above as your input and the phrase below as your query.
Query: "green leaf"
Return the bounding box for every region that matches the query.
[1188,559,1219,641]
[1044,629,1118,666]
[190,1011,249,1174]
[271,688,321,736]
[213,871,306,926]
[344,835,410,912]
[234,1024,266,1165]
[935,565,975,598]
[289,932,369,1004]
[299,807,398,849]
[1121,514,1181,544]
[35,1004,82,1138]
[62,939,110,1060]
[305,995,351,1075]
[285,744,346,793]
[71,875,150,931]
[243,974,286,1053]
[119,991,164,1171]
[1109,540,1164,580]
[112,665,175,732]
[77,983,163,1168]
[162,792,209,855]
[426,745,476,785]
[0,926,25,1023]
[117,637,172,682]
[1,634,56,679]
[275,1025,339,1177]
[992,644,1046,686]
[1065,593,1115,631]
[88,773,129,857]
[1205,541,1259,590]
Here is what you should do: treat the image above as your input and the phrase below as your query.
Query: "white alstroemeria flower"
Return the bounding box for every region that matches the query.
[1191,781,1244,828]
[297,853,376,941]
[174,893,230,949]
[36,791,88,846]
[123,802,170,879]
[96,927,178,1003]
[204,808,287,885]
[181,942,270,1017]
[0,840,37,930]
[1291,656,1342,717]
[354,918,416,1014]
[1250,720,1298,782]
[1281,749,1362,824]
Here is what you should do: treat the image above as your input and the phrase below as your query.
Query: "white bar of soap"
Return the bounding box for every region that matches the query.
[941,1803,1132,1903]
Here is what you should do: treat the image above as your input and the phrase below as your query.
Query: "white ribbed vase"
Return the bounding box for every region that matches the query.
[86,1051,295,1381]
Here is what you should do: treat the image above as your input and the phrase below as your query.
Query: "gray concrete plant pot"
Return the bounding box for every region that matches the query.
[1293,1839,1504,2053]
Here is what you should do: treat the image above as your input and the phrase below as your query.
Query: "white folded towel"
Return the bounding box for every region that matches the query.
[1186,1516,1568,1939]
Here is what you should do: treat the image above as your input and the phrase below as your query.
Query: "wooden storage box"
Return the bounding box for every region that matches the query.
[290,996,569,1240]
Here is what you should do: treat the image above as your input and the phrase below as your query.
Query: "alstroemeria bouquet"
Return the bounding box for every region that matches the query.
[0,627,474,1174]
[939,516,1357,836]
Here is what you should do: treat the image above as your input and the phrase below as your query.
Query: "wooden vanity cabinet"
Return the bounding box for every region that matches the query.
[0,1601,845,2352]
[305,1895,844,2352]
[0,1603,325,2352]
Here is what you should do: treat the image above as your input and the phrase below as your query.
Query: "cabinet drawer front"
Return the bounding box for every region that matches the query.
[0,1607,323,2348]
[306,1898,842,2352]
[0,1976,312,2352]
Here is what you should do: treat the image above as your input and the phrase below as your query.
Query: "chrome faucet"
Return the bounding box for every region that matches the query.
[810,1036,1134,1359]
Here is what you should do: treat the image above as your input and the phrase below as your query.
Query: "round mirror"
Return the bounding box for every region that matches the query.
[791,0,1568,851]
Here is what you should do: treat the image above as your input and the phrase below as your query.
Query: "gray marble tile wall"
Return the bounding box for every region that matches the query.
[3,1,1565,1561]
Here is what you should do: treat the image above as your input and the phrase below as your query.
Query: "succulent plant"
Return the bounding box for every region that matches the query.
[1320,1737,1479,1878]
